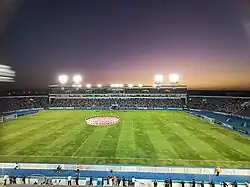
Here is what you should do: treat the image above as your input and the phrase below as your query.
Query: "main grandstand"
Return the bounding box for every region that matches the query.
[0,74,250,186]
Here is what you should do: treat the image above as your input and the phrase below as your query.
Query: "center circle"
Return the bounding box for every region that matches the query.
[85,116,120,126]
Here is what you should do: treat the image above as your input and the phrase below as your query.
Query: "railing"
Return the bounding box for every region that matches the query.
[1,163,250,176]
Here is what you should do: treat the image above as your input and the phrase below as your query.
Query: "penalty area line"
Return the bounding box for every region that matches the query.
[71,128,98,158]
[0,155,250,163]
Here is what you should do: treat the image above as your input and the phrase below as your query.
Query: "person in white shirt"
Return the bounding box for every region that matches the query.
[132,177,136,187]
[245,182,250,187]
[67,175,72,185]
[14,163,19,170]
[3,174,9,186]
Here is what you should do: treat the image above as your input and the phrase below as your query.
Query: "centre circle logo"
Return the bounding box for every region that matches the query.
[85,116,120,126]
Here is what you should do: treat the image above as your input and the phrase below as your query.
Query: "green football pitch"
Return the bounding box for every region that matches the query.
[0,110,250,168]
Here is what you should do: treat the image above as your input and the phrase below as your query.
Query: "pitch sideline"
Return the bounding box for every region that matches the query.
[0,154,250,163]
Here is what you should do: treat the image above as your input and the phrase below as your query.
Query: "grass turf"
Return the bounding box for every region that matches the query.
[0,110,250,168]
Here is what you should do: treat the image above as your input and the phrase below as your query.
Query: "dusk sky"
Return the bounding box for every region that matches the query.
[0,0,250,89]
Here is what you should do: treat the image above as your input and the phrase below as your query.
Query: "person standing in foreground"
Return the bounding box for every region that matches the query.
[215,166,221,176]
[3,174,8,186]
[67,175,72,185]
[132,176,136,187]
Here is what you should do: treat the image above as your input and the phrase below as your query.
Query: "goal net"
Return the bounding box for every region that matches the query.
[1,113,17,122]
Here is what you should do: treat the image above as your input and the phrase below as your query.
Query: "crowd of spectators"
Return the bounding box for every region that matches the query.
[0,95,249,117]
[0,97,48,113]
[188,97,249,115]
[50,98,183,108]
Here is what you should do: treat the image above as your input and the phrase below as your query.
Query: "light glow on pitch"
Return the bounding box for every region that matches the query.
[169,73,179,84]
[58,75,68,85]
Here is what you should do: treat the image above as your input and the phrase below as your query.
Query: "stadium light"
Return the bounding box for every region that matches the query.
[138,84,143,88]
[86,84,92,88]
[119,84,124,87]
[77,84,82,88]
[73,75,82,84]
[97,84,102,88]
[58,75,68,85]
[154,74,163,86]
[169,73,179,84]
[0,64,15,82]
[128,84,133,88]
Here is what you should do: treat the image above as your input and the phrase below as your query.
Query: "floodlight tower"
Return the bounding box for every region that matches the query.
[154,74,163,87]
[0,65,15,82]
[73,75,82,89]
[169,73,179,85]
[58,75,68,90]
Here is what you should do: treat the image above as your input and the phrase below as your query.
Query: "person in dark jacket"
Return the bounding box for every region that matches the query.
[90,176,93,186]
[117,177,121,186]
[122,176,126,186]
[75,176,79,185]
[169,178,172,187]
[200,181,204,187]
[22,176,26,184]
[222,181,228,187]
[154,180,158,187]
[13,176,17,184]
[191,179,196,187]
[180,180,185,187]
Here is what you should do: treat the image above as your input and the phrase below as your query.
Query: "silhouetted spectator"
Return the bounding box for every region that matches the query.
[75,176,79,185]
[180,180,185,187]
[154,180,158,187]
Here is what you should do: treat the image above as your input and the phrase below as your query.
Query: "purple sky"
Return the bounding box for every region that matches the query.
[1,0,250,89]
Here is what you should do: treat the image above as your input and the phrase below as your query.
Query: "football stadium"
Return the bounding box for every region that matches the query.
[0,73,250,186]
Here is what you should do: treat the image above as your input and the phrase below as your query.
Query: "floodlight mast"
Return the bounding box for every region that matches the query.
[72,74,82,90]
[58,75,68,90]
[154,74,163,87]
[169,73,179,85]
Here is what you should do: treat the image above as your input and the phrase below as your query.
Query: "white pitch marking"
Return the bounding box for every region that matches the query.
[0,154,249,163]
[71,128,98,157]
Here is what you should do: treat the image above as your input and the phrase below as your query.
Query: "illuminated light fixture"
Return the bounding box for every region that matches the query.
[58,75,68,85]
[169,73,179,84]
[119,84,124,87]
[138,84,143,88]
[77,84,82,88]
[128,84,133,88]
[97,84,102,88]
[73,75,82,84]
[154,74,163,85]
[0,64,15,82]
[86,84,92,88]
[72,84,77,87]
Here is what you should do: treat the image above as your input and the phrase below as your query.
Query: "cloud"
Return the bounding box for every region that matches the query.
[0,0,23,33]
